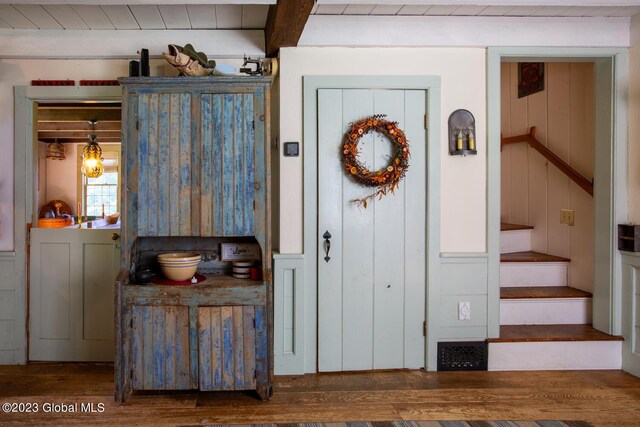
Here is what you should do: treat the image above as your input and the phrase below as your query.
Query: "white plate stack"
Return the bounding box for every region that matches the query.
[232,261,253,279]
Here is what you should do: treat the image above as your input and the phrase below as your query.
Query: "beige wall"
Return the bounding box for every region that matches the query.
[278,47,487,254]
[501,62,595,292]
[44,143,79,214]
[629,14,640,224]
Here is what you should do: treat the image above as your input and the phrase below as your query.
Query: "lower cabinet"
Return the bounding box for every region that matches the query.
[198,306,256,391]
[128,304,261,394]
[116,280,271,403]
[131,305,191,390]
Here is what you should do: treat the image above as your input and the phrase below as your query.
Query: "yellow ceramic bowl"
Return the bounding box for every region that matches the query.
[159,264,198,281]
[157,252,201,281]
[157,252,202,263]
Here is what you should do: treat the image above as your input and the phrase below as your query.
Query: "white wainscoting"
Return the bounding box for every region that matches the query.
[0,252,19,364]
[273,253,305,375]
[621,252,640,377]
[439,253,489,341]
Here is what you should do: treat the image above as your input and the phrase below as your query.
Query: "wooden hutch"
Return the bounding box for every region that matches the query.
[114,76,273,403]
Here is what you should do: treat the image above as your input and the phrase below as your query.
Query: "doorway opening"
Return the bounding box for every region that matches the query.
[30,101,122,362]
[487,48,627,370]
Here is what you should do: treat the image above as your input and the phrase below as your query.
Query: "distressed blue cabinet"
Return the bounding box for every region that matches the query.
[115,77,272,403]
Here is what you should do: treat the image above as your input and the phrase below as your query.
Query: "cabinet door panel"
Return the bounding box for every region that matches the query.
[136,93,193,237]
[198,306,256,391]
[131,305,191,390]
[200,93,256,237]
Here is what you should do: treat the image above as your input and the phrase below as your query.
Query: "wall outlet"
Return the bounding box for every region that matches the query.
[458,301,471,320]
[560,209,574,226]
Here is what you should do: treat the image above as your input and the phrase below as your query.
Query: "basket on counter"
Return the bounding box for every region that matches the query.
[38,218,73,228]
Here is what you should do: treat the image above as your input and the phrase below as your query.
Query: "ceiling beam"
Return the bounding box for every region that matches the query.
[37,108,121,122]
[265,0,314,58]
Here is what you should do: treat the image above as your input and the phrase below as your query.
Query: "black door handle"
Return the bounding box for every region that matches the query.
[323,231,331,263]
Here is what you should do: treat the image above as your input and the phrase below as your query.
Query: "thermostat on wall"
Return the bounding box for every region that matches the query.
[284,142,299,157]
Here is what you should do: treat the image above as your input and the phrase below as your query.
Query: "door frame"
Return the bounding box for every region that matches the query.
[486,47,628,338]
[303,76,441,372]
[14,86,122,363]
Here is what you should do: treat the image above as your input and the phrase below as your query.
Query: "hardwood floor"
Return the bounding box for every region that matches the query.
[1,364,639,426]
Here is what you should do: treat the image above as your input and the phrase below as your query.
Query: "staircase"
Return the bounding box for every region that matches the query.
[487,223,623,370]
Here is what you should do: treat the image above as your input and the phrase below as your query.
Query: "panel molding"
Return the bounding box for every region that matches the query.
[273,252,304,375]
[439,253,489,341]
[621,252,640,377]
[0,252,16,363]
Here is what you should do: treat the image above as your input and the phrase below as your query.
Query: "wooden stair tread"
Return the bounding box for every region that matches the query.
[487,324,624,343]
[501,223,534,231]
[501,286,592,299]
[501,251,570,263]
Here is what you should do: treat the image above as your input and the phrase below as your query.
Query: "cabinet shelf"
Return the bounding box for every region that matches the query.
[130,273,263,287]
[123,275,266,307]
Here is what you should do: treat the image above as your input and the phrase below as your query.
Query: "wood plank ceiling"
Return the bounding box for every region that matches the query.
[2,2,639,30]
[38,103,122,144]
[0,4,270,30]
[311,3,640,17]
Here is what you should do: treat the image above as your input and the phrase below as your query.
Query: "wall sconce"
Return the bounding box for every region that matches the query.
[81,120,104,178]
[448,109,477,156]
[46,139,65,160]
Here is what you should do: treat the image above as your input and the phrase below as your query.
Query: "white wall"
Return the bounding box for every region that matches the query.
[278,47,487,253]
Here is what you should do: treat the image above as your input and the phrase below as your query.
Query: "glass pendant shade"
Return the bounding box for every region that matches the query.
[46,141,65,160]
[81,135,104,178]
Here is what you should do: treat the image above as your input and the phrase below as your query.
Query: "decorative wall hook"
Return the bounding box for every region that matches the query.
[448,109,477,156]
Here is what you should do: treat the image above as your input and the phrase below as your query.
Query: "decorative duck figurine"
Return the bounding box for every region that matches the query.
[162,44,216,76]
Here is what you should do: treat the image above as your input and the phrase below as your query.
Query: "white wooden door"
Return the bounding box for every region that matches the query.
[318,89,427,371]
[29,228,119,361]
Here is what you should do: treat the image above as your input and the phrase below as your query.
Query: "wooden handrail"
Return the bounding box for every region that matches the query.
[501,126,593,197]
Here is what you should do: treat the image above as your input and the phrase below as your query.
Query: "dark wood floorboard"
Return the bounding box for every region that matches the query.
[0,364,639,426]
[487,324,624,343]
[501,223,534,231]
[501,251,571,263]
[500,286,592,299]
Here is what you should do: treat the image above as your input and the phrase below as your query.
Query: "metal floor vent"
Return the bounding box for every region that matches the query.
[437,341,488,371]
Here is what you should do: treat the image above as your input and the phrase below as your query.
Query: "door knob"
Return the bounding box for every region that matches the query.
[111,233,120,241]
[322,230,331,263]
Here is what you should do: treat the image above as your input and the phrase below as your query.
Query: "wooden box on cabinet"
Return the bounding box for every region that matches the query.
[115,77,273,403]
[618,224,640,252]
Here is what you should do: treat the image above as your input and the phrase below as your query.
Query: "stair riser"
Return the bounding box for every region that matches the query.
[500,262,568,287]
[500,298,592,325]
[488,341,622,370]
[500,229,532,254]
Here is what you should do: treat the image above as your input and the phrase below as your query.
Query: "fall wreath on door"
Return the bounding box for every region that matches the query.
[342,114,410,208]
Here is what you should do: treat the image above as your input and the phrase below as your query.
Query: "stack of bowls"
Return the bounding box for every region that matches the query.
[232,261,253,279]
[157,252,202,282]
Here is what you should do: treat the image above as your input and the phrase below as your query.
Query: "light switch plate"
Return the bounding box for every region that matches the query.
[458,302,471,320]
[284,142,299,157]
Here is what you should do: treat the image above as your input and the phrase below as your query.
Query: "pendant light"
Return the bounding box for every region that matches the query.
[46,139,65,160]
[81,120,104,178]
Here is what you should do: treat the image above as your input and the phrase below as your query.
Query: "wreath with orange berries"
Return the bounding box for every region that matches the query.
[342,114,410,208]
